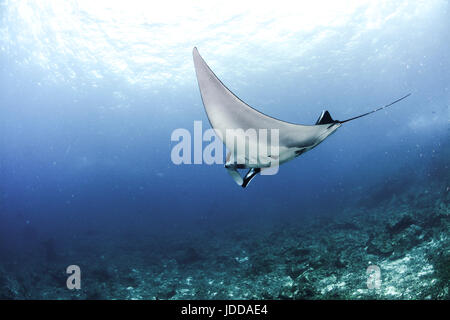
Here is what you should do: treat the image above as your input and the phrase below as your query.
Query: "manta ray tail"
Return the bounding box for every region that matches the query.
[338,93,411,124]
[317,93,411,125]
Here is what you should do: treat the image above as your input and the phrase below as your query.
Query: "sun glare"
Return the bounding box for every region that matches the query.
[0,0,441,88]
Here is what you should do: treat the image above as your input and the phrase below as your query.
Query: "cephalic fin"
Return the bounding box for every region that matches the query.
[225,166,261,188]
[226,167,243,186]
[242,168,261,188]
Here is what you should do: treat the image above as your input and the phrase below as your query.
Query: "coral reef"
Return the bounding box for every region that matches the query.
[0,178,448,300]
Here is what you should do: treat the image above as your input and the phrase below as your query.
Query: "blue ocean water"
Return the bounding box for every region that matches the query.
[0,1,448,299]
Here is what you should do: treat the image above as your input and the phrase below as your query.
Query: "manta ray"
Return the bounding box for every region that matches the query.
[193,47,410,188]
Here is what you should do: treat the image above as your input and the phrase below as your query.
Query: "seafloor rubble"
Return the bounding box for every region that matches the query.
[0,174,448,300]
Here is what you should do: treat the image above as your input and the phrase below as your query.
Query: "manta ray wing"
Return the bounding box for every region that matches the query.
[192,48,331,153]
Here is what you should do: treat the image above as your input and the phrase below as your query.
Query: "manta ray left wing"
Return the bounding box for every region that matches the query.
[192,47,324,140]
